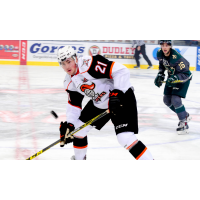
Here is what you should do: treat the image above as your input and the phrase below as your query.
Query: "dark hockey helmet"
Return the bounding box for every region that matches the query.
[160,40,172,45]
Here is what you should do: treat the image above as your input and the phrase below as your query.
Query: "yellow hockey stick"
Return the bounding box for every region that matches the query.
[26,109,109,160]
[162,74,193,84]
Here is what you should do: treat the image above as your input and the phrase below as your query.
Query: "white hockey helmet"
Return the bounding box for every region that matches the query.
[57,46,77,65]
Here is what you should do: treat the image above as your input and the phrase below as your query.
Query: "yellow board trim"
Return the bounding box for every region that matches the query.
[27,61,59,66]
[123,64,196,71]
[0,61,197,71]
[0,60,20,65]
[189,67,196,71]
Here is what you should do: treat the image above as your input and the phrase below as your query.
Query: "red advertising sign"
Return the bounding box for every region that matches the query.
[20,40,27,65]
[0,40,20,59]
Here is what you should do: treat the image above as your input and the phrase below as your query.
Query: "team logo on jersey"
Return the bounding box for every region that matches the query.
[94,92,106,102]
[178,62,185,70]
[172,55,177,59]
[80,83,95,92]
[88,45,101,56]
[83,78,88,82]
[80,82,106,102]
[163,59,175,74]
[163,59,170,67]
[82,59,91,67]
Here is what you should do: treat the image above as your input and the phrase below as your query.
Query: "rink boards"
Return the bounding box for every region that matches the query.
[0,40,198,71]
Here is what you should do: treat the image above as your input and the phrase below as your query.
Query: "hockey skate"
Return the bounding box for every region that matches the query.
[71,155,86,160]
[178,113,192,126]
[176,120,189,135]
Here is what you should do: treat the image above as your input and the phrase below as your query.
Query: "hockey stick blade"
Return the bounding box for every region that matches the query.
[161,74,193,84]
[26,109,109,160]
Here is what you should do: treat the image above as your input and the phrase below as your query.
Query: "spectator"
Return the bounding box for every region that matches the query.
[185,40,198,46]
[132,40,153,69]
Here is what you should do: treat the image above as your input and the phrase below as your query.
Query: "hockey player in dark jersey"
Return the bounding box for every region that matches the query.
[154,40,192,134]
[57,46,154,160]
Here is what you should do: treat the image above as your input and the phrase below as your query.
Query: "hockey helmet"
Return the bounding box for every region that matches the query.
[159,40,172,45]
[57,46,77,65]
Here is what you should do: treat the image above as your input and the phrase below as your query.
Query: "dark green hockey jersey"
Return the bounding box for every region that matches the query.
[157,48,191,79]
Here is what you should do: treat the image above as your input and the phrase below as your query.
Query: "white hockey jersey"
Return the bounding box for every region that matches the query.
[63,55,132,125]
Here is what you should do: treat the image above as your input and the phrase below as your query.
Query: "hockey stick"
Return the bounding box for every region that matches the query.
[161,74,193,84]
[26,109,109,160]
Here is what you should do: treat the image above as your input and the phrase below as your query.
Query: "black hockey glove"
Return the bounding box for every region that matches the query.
[154,73,165,88]
[166,75,179,87]
[59,121,75,147]
[109,89,125,116]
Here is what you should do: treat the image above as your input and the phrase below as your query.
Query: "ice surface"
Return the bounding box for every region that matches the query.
[0,65,200,160]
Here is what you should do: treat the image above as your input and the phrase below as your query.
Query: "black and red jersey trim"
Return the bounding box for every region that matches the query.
[66,90,84,109]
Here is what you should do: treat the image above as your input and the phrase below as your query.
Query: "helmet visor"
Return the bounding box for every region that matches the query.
[160,40,172,45]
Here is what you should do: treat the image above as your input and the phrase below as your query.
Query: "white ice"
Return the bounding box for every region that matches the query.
[0,65,200,160]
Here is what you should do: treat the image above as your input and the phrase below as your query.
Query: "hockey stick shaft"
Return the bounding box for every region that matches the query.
[161,74,193,84]
[26,109,109,160]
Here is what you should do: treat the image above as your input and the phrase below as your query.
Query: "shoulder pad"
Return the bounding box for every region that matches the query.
[157,48,163,58]
[170,49,182,63]
[78,56,93,74]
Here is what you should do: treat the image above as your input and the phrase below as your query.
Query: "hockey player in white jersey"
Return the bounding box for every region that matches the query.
[57,46,154,160]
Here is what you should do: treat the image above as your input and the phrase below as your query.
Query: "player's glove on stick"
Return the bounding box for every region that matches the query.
[166,75,179,87]
[59,121,75,147]
[109,89,125,115]
[154,73,165,88]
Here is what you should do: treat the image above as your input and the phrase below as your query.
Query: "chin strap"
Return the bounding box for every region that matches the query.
[72,54,77,63]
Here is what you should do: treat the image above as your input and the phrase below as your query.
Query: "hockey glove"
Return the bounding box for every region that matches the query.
[59,121,75,147]
[109,89,125,116]
[166,75,179,87]
[154,73,165,88]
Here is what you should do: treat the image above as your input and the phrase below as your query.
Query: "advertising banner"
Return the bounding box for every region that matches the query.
[87,43,135,65]
[87,43,197,69]
[0,40,20,60]
[20,40,27,65]
[27,41,87,66]
[25,41,197,70]
[197,47,200,71]
[26,41,136,66]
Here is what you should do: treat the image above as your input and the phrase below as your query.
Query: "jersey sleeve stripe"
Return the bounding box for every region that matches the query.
[109,62,115,79]
[68,101,82,110]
